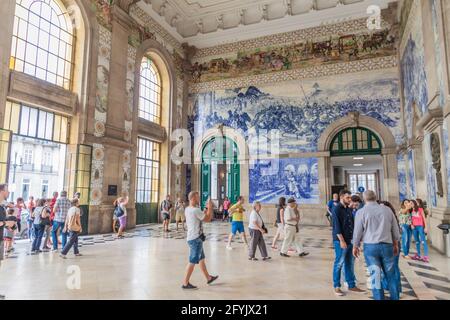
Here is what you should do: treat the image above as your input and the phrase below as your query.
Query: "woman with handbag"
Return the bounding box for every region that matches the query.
[30,199,51,254]
[280,198,309,258]
[248,201,271,261]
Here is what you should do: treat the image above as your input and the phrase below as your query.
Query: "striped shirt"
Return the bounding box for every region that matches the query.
[54,197,71,223]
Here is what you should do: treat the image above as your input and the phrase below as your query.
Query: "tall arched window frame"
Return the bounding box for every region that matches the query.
[10,0,75,90]
[139,56,162,124]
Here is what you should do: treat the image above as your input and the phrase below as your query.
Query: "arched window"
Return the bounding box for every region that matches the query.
[330,127,382,156]
[139,56,161,124]
[10,0,75,90]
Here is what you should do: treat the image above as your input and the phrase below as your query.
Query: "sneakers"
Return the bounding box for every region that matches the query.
[262,257,272,261]
[75,253,83,257]
[421,256,430,263]
[412,254,421,261]
[248,257,258,261]
[182,283,198,290]
[348,287,365,293]
[334,288,345,296]
[226,245,233,250]
[299,252,310,257]
[280,252,290,257]
[59,254,67,259]
[207,275,219,285]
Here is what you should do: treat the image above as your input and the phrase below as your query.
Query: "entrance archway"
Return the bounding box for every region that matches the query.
[329,127,383,197]
[200,136,240,209]
[317,113,399,206]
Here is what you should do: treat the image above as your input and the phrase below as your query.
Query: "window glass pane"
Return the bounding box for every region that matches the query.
[10,0,74,89]
[136,137,160,203]
[139,57,161,124]
[28,107,38,136]
[19,106,30,135]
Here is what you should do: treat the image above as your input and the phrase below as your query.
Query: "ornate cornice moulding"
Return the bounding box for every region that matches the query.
[129,4,184,56]
[189,55,398,93]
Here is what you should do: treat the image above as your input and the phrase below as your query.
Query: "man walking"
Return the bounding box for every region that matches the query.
[332,190,364,296]
[279,198,309,258]
[0,184,9,300]
[182,191,218,289]
[161,195,172,232]
[51,191,71,251]
[353,190,401,300]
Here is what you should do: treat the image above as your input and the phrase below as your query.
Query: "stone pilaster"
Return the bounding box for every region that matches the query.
[0,0,16,126]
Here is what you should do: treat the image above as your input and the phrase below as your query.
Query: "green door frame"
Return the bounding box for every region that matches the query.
[200,137,240,209]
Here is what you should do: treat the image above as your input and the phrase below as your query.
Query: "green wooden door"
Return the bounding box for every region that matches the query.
[201,137,240,209]
[227,163,240,203]
[201,162,211,209]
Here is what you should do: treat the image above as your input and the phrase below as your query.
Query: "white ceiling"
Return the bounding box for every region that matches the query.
[137,0,397,48]
[331,155,383,171]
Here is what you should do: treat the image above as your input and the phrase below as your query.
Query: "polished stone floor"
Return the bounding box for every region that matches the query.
[0,222,449,300]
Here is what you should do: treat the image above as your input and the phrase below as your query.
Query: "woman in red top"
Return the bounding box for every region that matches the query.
[410,200,429,263]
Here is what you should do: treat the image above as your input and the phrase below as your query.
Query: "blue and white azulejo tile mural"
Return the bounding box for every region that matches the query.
[249,157,319,204]
[397,154,407,202]
[188,68,402,155]
[407,150,416,199]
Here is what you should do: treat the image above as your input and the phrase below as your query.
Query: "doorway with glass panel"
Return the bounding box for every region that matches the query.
[329,127,383,198]
[200,136,240,210]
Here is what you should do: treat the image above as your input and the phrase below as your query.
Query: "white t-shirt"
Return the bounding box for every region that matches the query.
[185,206,205,241]
[248,210,263,230]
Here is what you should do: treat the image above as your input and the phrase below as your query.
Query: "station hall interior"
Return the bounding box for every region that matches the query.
[0,0,450,300]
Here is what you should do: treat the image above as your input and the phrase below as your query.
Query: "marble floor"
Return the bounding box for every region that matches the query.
[0,222,449,300]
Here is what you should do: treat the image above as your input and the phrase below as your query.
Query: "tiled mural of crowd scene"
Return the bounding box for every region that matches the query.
[249,158,319,205]
[188,68,402,155]
[190,29,396,83]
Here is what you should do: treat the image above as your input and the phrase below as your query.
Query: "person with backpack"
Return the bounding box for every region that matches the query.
[60,198,82,259]
[248,201,271,261]
[114,196,128,239]
[160,195,173,232]
[31,199,51,254]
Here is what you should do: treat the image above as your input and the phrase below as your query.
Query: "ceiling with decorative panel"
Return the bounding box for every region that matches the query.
[136,0,397,48]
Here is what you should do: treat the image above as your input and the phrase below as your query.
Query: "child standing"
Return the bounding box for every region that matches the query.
[410,200,429,263]
[3,208,17,257]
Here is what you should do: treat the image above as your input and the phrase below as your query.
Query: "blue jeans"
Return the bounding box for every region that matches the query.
[51,221,67,250]
[61,231,79,256]
[364,243,399,300]
[27,219,34,240]
[412,226,428,257]
[333,241,356,289]
[187,237,205,264]
[31,224,45,252]
[400,224,412,256]
[382,252,401,294]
